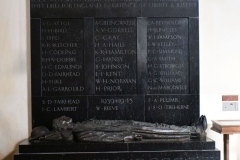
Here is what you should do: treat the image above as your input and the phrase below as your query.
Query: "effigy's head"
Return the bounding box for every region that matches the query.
[52,116,75,131]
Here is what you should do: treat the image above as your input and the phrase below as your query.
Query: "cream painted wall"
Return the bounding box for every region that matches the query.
[200,0,240,159]
[0,0,30,160]
[0,0,240,160]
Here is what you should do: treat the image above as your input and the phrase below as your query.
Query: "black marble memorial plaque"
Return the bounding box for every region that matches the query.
[89,96,144,121]
[30,0,200,128]
[145,95,199,126]
[14,1,221,160]
[94,18,137,95]
[32,96,87,129]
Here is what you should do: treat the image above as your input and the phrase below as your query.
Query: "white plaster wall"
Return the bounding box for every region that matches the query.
[0,0,240,159]
[200,0,240,159]
[0,0,30,160]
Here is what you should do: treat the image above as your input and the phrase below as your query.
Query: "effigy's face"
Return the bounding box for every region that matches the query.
[53,116,75,131]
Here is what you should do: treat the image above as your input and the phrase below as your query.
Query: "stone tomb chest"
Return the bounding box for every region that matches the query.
[15,0,220,159]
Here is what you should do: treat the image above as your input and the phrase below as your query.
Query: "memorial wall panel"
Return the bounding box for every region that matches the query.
[30,0,199,128]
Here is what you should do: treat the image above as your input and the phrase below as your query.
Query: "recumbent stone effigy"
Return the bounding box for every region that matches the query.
[14,0,220,160]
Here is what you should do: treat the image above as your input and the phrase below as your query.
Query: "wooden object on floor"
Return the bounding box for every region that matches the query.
[211,120,240,160]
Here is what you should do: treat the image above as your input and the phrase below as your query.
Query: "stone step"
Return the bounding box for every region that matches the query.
[15,150,220,160]
[19,138,216,153]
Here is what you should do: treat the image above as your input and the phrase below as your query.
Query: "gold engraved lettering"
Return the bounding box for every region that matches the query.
[148,27,177,33]
[42,50,77,55]
[148,49,182,54]
[95,42,125,48]
[48,99,81,105]
[96,79,136,84]
[95,20,136,26]
[53,107,78,112]
[42,57,77,63]
[43,87,85,92]
[42,72,81,77]
[103,86,122,92]
[147,98,179,103]
[95,57,123,62]
[147,64,184,69]
[42,65,82,70]
[148,85,187,91]
[95,49,136,55]
[103,106,118,111]
[148,3,168,8]
[42,43,78,48]
[177,3,197,8]
[96,64,130,70]
[42,21,70,26]
[148,78,182,83]
[42,79,62,84]
[148,35,182,40]
[165,105,189,110]
[95,35,120,41]
[147,42,175,47]
[148,57,176,61]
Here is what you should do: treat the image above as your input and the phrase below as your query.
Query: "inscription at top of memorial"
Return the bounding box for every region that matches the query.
[41,19,85,96]
[147,18,189,94]
[30,0,198,18]
[95,19,137,95]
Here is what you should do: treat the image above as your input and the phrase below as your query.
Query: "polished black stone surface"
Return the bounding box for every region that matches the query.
[189,18,200,94]
[94,18,137,95]
[32,96,88,129]
[145,95,199,126]
[41,19,85,96]
[30,0,202,150]
[31,19,41,96]
[147,18,189,95]
[88,96,144,121]
[15,150,220,160]
[18,138,216,153]
[30,0,199,18]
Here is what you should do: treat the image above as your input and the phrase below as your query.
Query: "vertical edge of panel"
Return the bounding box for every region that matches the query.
[137,18,148,95]
[84,18,95,95]
[31,19,42,97]
[189,18,199,95]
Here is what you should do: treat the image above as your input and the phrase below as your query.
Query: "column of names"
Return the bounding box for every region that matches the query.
[94,19,137,94]
[41,19,84,96]
[147,18,189,94]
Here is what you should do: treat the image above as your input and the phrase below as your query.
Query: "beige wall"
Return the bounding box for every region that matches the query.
[0,0,240,159]
[0,0,30,160]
